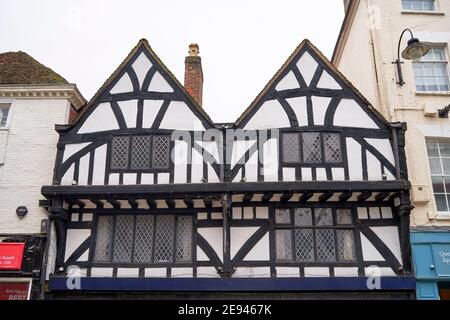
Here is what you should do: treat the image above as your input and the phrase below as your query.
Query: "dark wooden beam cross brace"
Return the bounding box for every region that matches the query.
[183,196,194,209]
[375,192,390,202]
[243,192,254,203]
[319,191,334,203]
[165,199,176,209]
[339,191,352,202]
[299,191,314,202]
[128,198,139,209]
[146,198,157,209]
[357,191,372,202]
[262,192,274,202]
[107,199,121,209]
[89,198,104,209]
[203,196,213,209]
[280,191,293,203]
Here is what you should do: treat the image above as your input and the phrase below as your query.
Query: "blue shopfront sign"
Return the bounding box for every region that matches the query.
[432,244,450,277]
[411,231,450,300]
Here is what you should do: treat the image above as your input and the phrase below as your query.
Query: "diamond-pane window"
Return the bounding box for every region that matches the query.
[316,229,336,262]
[131,136,151,169]
[152,135,170,169]
[175,216,193,262]
[282,133,300,163]
[303,132,322,163]
[154,215,175,263]
[133,215,154,263]
[324,133,342,163]
[274,207,356,263]
[94,215,114,262]
[113,215,134,263]
[111,136,130,169]
[110,135,171,171]
[295,229,314,261]
[93,214,193,265]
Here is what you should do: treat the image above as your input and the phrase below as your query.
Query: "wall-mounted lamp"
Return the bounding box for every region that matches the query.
[16,206,28,218]
[394,28,431,86]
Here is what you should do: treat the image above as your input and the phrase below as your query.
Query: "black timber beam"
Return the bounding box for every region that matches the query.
[41,180,410,198]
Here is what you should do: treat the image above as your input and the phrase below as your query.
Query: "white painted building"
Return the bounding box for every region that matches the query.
[333,0,450,300]
[0,51,85,299]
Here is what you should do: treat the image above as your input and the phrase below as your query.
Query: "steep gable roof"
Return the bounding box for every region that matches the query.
[73,39,214,127]
[0,51,68,85]
[234,39,389,128]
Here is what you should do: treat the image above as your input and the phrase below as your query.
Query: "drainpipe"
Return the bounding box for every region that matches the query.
[39,217,52,300]
[365,0,390,121]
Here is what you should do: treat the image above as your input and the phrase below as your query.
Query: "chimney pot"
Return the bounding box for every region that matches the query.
[184,43,203,107]
[189,43,199,57]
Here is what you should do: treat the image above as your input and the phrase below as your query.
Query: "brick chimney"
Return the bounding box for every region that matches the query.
[184,43,203,107]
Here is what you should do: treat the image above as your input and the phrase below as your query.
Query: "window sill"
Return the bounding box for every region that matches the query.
[401,10,445,16]
[0,127,10,131]
[416,91,450,97]
[436,214,450,221]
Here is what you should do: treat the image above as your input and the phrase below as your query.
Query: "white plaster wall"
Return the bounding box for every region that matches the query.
[244,100,290,130]
[132,52,152,89]
[77,103,119,134]
[276,71,299,91]
[296,51,318,86]
[0,98,71,233]
[159,101,205,131]
[64,229,91,261]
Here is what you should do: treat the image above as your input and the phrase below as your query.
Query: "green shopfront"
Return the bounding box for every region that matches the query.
[411,230,450,300]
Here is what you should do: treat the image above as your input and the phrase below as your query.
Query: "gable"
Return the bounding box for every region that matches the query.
[235,39,389,131]
[71,39,214,134]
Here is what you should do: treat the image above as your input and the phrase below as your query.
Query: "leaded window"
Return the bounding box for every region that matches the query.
[427,140,450,213]
[0,103,10,128]
[402,0,435,11]
[93,214,194,264]
[413,47,449,92]
[281,132,342,165]
[110,135,171,171]
[274,207,356,262]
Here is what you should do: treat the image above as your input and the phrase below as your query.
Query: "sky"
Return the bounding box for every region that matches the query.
[0,0,345,123]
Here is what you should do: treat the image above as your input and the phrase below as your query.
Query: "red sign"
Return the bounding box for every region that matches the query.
[0,282,30,300]
[0,243,25,270]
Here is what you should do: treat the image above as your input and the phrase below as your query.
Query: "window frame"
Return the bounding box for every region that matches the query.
[109,134,173,173]
[401,0,437,12]
[271,206,358,264]
[0,102,13,129]
[412,46,450,93]
[280,131,345,168]
[91,212,196,267]
[426,139,450,215]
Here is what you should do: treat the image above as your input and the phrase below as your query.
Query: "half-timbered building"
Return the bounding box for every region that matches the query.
[41,39,416,299]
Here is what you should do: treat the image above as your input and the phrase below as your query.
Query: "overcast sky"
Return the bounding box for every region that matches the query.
[0,0,345,122]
